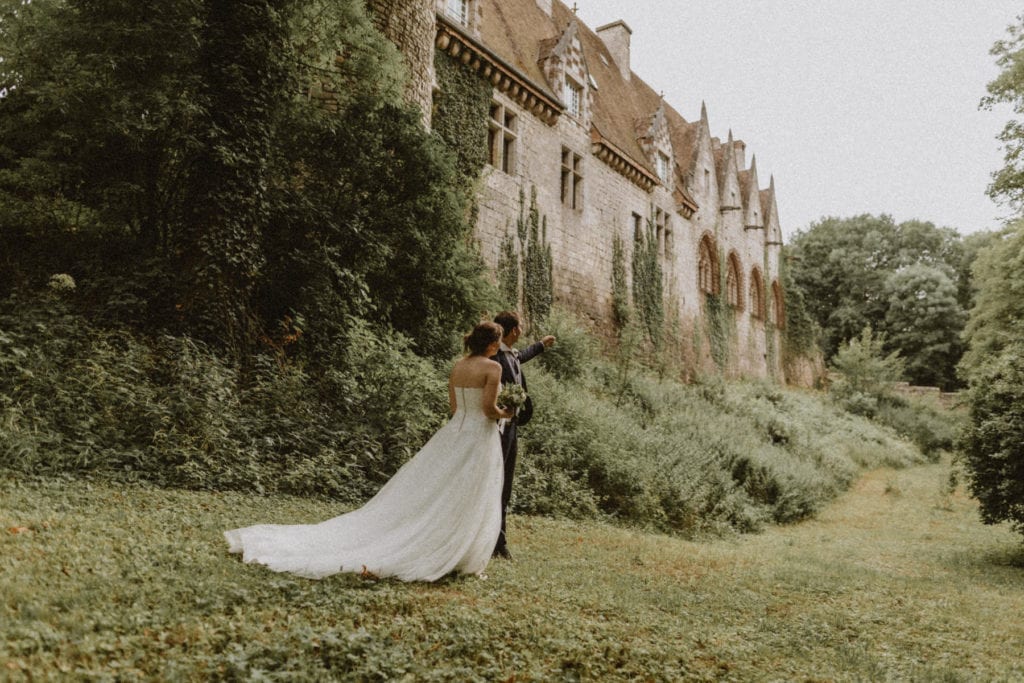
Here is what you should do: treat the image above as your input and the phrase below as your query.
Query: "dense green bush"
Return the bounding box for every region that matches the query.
[514,351,921,537]
[827,326,957,460]
[0,295,446,502]
[958,223,1024,535]
[0,0,489,358]
[534,306,598,381]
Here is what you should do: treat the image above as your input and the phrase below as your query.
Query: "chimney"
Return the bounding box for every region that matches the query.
[596,20,632,81]
[536,0,552,15]
[733,140,746,170]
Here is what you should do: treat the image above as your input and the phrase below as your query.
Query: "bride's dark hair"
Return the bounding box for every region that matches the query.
[463,321,503,356]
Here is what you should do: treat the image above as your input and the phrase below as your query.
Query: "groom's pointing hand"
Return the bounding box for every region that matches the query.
[541,336,555,348]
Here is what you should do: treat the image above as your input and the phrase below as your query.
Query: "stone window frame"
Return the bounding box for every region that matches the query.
[564,76,583,119]
[725,251,744,311]
[561,146,583,210]
[487,101,517,175]
[770,280,785,328]
[697,234,720,296]
[656,152,671,185]
[653,207,672,261]
[749,267,765,319]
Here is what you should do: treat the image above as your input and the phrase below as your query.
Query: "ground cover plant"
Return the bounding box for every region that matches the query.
[3,459,1023,680]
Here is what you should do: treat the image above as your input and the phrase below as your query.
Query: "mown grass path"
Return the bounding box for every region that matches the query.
[3,460,1023,681]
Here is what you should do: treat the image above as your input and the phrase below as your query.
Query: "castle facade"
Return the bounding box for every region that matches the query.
[371,0,790,380]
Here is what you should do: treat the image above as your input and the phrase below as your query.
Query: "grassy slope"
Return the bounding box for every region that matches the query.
[3,461,1023,681]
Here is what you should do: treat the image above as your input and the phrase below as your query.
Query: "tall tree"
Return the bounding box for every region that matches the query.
[0,0,491,357]
[181,0,292,353]
[882,264,964,389]
[984,14,1024,211]
[959,223,1024,537]
[0,0,204,301]
[787,214,967,387]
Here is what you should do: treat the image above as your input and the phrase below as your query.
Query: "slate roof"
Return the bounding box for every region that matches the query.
[471,0,760,213]
[476,1,681,180]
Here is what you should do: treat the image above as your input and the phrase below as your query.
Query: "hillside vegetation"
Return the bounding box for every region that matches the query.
[1,298,929,538]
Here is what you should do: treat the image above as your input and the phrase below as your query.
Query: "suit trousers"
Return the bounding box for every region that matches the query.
[496,420,518,550]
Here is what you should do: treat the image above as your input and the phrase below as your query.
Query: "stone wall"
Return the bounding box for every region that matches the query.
[371,1,794,382]
[365,0,436,125]
[475,86,785,381]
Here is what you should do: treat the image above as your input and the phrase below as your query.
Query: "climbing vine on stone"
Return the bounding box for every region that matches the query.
[497,186,552,326]
[704,246,734,370]
[497,226,519,309]
[631,214,664,348]
[523,186,554,326]
[432,49,491,181]
[611,232,631,332]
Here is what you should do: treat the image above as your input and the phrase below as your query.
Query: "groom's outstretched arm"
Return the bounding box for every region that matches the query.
[518,335,555,364]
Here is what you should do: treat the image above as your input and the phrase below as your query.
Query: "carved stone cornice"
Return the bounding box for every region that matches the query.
[590,128,659,192]
[435,15,562,125]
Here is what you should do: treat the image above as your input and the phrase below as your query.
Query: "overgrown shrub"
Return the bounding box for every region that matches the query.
[1,295,926,538]
[958,342,1024,534]
[515,353,921,537]
[534,306,598,381]
[0,295,446,502]
[827,326,955,460]
[874,396,958,459]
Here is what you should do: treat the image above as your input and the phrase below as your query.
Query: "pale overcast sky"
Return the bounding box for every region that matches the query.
[574,1,1020,237]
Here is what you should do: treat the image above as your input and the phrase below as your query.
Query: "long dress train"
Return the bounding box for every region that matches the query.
[224,387,503,582]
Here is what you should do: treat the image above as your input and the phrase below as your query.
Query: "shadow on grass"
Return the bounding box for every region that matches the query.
[982,542,1024,569]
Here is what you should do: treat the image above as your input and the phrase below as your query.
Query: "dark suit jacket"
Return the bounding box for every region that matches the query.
[492,340,544,426]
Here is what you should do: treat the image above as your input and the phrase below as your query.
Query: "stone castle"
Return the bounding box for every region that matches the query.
[368,0,793,381]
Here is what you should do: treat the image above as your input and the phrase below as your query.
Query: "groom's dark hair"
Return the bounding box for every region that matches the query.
[494,311,521,337]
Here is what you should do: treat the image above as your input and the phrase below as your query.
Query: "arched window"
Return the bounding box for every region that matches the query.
[749,268,765,319]
[697,235,719,296]
[771,281,785,328]
[725,252,743,310]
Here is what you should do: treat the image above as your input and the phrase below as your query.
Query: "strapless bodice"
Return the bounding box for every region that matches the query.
[452,386,486,418]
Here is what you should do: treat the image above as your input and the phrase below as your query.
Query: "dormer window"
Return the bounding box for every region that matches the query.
[656,152,671,184]
[446,0,469,25]
[564,78,583,118]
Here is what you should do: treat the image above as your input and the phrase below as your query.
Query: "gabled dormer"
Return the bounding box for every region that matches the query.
[760,175,783,246]
[717,130,742,213]
[742,155,764,231]
[637,101,673,191]
[685,102,719,222]
[540,20,591,124]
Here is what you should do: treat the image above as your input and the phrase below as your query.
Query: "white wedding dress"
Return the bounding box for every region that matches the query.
[224,387,503,582]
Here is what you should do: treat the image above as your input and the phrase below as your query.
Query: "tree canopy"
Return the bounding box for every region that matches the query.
[984,14,1024,211]
[958,223,1024,536]
[786,214,971,389]
[0,0,491,358]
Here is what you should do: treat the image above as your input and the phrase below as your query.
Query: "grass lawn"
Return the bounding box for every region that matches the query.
[3,459,1023,681]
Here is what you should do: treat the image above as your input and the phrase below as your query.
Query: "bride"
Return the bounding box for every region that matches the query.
[224,322,514,582]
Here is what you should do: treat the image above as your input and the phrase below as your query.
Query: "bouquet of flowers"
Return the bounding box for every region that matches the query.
[497,384,528,414]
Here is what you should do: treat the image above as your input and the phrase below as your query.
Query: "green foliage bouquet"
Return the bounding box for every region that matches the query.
[497,384,528,413]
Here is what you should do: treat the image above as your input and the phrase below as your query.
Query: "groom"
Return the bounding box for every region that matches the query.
[491,310,555,559]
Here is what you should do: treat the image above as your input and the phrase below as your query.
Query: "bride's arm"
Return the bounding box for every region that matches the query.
[483,364,514,420]
[448,377,457,415]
